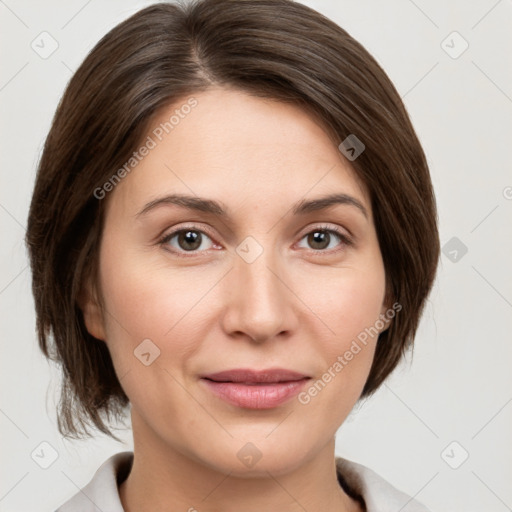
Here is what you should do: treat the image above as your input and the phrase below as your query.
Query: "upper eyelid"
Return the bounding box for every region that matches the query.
[162,223,217,241]
[162,222,348,237]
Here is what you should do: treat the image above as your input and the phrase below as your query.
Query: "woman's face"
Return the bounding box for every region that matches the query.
[83,86,389,475]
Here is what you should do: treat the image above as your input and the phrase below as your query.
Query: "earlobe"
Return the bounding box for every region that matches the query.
[77,281,106,341]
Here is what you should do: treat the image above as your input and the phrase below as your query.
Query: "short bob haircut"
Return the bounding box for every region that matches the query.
[25,0,440,440]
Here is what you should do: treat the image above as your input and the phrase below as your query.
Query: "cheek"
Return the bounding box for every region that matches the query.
[306,263,386,350]
[98,238,213,343]
[95,247,207,421]
[297,263,386,406]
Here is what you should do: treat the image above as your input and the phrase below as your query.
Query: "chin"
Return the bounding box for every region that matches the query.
[199,438,316,478]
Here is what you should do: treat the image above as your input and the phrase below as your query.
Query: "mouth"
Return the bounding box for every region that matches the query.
[200,368,311,409]
[201,368,310,384]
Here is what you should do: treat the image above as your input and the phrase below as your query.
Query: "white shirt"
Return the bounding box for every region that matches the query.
[55,451,431,511]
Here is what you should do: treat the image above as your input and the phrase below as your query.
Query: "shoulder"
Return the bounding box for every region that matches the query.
[335,456,432,512]
[54,451,133,512]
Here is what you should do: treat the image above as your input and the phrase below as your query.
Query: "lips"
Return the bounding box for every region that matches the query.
[200,368,311,409]
[201,368,310,384]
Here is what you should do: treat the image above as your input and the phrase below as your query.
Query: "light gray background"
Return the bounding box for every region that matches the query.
[1,1,511,511]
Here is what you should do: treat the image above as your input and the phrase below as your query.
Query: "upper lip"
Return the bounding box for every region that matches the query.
[201,368,310,383]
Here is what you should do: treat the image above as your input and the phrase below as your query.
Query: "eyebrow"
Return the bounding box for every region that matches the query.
[135,192,368,220]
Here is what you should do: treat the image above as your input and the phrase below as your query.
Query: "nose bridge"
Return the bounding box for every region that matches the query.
[224,236,291,342]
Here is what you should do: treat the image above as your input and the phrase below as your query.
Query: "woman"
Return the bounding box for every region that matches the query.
[25,0,440,510]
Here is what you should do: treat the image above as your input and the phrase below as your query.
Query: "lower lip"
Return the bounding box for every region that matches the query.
[201,378,310,409]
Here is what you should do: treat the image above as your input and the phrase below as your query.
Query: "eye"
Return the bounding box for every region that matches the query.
[158,226,218,257]
[158,223,353,258]
[296,225,352,253]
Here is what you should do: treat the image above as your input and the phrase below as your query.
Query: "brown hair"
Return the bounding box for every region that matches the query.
[25,0,440,440]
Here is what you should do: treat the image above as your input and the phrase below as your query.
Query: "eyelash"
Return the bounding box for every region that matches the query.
[157,224,353,258]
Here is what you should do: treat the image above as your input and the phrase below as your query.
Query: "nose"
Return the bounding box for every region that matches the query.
[220,242,297,344]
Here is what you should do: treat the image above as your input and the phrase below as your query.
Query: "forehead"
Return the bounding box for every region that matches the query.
[105,86,371,220]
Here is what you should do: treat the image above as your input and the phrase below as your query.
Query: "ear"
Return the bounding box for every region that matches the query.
[77,278,106,341]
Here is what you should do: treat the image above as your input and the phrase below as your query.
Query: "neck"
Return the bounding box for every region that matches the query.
[119,411,362,512]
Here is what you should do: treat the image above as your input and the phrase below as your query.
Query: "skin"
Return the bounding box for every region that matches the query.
[81,86,390,512]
